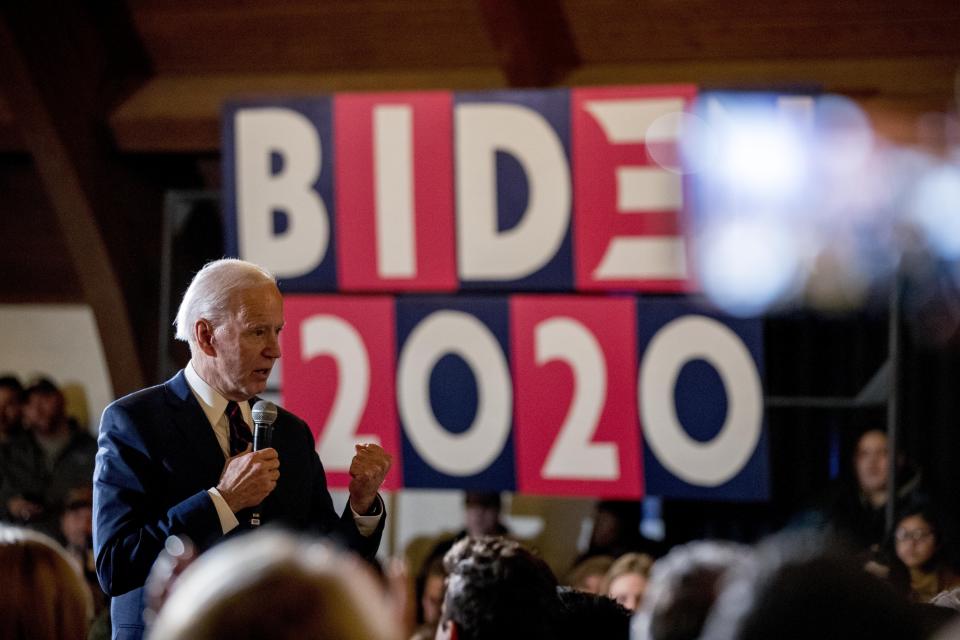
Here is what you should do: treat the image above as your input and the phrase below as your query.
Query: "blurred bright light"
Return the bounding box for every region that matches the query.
[717,119,808,199]
[814,95,874,178]
[646,111,717,175]
[698,218,798,316]
[909,164,960,259]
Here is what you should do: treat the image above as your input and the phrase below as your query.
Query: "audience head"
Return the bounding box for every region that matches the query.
[59,486,93,552]
[632,541,750,640]
[556,587,630,640]
[854,429,889,499]
[0,374,23,435]
[22,377,67,436]
[464,492,504,538]
[701,532,922,640]
[564,555,615,594]
[173,258,282,401]
[603,552,653,612]
[894,500,948,572]
[590,501,642,554]
[0,525,93,640]
[147,530,398,640]
[438,536,559,640]
[418,553,447,626]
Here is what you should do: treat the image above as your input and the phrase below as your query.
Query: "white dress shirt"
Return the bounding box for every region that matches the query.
[184,362,381,536]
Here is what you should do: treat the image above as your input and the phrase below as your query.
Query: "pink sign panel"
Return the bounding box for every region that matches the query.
[281,295,402,490]
[572,85,698,292]
[334,92,457,292]
[510,295,643,497]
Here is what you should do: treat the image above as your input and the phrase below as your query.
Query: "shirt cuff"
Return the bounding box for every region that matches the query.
[207,488,239,534]
[350,494,384,537]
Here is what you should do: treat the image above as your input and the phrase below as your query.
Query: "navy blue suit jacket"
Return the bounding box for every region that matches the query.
[93,371,383,639]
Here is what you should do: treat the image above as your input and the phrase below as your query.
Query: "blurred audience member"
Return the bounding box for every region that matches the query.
[556,587,630,640]
[438,536,560,640]
[58,485,109,616]
[602,552,653,612]
[147,530,398,640]
[891,500,960,602]
[826,428,920,552]
[0,378,96,536]
[701,532,922,640]
[463,491,510,539]
[582,500,662,561]
[0,374,24,443]
[632,541,751,640]
[410,553,446,640]
[563,554,615,594]
[0,524,93,640]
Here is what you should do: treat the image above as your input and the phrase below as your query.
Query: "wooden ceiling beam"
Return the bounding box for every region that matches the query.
[477,0,581,87]
[108,56,958,153]
[0,2,158,395]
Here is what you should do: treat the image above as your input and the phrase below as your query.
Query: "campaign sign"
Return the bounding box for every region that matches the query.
[511,296,643,498]
[637,298,768,500]
[223,98,338,291]
[396,297,515,490]
[281,295,402,490]
[572,85,697,292]
[334,92,457,292]
[454,89,573,290]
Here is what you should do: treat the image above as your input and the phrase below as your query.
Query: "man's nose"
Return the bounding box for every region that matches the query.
[265,333,282,358]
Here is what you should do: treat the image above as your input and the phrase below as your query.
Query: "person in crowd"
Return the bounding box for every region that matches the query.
[410,553,447,640]
[146,530,399,640]
[890,501,960,602]
[437,536,560,640]
[700,532,923,640]
[556,587,630,640]
[0,524,94,640]
[93,258,392,639]
[0,374,24,444]
[563,554,615,594]
[825,428,921,552]
[632,541,751,640]
[580,500,663,561]
[602,552,653,612]
[0,378,97,536]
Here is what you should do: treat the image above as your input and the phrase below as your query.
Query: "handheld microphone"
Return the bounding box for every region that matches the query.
[250,400,278,527]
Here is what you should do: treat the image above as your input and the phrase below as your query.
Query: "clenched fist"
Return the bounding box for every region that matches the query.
[216,445,280,512]
[348,443,392,514]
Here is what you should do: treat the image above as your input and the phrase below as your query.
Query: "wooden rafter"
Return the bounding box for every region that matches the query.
[477,0,581,87]
[0,2,157,396]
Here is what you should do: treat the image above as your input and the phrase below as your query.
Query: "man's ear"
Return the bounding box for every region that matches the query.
[194,319,217,357]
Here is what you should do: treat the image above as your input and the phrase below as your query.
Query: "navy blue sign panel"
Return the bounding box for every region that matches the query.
[637,298,769,500]
[396,297,516,490]
[222,97,338,291]
[454,89,573,291]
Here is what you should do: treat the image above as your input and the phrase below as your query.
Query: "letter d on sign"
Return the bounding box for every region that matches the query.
[236,108,329,278]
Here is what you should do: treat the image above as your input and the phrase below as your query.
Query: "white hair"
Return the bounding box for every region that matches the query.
[173,258,277,349]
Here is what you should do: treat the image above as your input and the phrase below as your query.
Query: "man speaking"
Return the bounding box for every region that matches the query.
[93,258,391,639]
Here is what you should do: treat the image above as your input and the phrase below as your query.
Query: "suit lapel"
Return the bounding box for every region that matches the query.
[164,371,228,484]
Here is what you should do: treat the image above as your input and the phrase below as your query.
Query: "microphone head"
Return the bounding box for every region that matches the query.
[251,400,278,427]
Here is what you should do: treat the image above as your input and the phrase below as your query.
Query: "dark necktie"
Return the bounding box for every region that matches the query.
[225,401,253,456]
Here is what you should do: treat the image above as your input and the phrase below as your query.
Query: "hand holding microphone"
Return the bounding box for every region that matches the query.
[216,401,279,517]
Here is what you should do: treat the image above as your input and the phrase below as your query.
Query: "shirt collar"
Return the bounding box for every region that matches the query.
[184,361,252,427]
